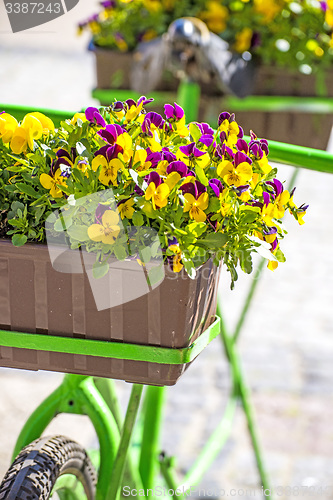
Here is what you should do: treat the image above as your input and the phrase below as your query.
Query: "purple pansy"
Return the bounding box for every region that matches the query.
[146,171,162,187]
[196,122,214,136]
[179,142,206,159]
[218,112,232,127]
[98,124,124,145]
[236,139,249,154]
[95,204,113,224]
[234,151,252,166]
[180,180,206,199]
[267,179,283,198]
[209,178,223,197]
[142,112,165,136]
[85,107,106,127]
[95,143,123,162]
[199,134,216,149]
[164,103,184,121]
[166,161,188,177]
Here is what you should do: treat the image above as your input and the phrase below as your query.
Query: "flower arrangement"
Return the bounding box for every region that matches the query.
[78,0,333,77]
[0,99,307,288]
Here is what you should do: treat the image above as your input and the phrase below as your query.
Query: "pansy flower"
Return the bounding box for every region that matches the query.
[10,114,44,154]
[40,169,67,198]
[85,107,106,127]
[88,210,120,245]
[0,113,18,144]
[177,142,210,169]
[165,160,188,190]
[218,112,242,146]
[118,198,135,219]
[164,103,188,137]
[218,151,253,187]
[145,172,170,209]
[181,181,209,222]
[92,147,123,186]
[168,238,184,273]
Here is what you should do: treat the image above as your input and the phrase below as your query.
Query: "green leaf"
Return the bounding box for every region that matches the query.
[132,211,144,226]
[16,183,39,198]
[199,232,228,249]
[67,224,89,242]
[147,264,164,287]
[92,260,109,279]
[11,201,25,213]
[182,257,196,279]
[113,244,128,261]
[8,218,23,228]
[239,250,253,274]
[187,222,207,237]
[207,196,220,213]
[195,166,209,187]
[189,123,201,143]
[139,246,151,264]
[12,234,27,247]
[275,247,286,263]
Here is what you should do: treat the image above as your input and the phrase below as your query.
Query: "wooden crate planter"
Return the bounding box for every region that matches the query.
[0,240,220,386]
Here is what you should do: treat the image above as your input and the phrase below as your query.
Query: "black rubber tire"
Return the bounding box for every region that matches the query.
[0,435,97,500]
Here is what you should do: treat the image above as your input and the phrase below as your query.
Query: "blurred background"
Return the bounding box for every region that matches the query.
[0,0,333,498]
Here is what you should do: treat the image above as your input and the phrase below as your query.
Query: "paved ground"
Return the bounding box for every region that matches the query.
[0,4,333,498]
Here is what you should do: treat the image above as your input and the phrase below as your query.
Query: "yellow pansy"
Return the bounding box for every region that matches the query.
[88,210,120,245]
[92,155,122,186]
[184,192,209,222]
[0,113,18,144]
[118,198,135,219]
[145,182,170,209]
[218,160,253,187]
[40,170,67,198]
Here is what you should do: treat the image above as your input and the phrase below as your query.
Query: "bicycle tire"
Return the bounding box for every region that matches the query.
[0,435,97,500]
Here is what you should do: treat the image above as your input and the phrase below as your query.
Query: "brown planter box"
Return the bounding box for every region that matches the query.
[90,42,178,92]
[252,66,333,97]
[0,240,220,386]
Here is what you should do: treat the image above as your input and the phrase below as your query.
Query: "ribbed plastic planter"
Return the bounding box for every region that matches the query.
[89,42,177,92]
[0,240,220,385]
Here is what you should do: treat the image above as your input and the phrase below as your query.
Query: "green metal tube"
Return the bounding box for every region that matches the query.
[94,378,144,492]
[94,378,124,429]
[76,377,122,500]
[139,386,167,493]
[181,394,238,490]
[221,331,271,499]
[263,139,333,173]
[107,384,144,500]
[0,103,76,127]
[176,80,201,124]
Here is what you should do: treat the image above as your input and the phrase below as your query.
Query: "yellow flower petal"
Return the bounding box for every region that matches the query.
[102,210,120,227]
[40,173,53,190]
[88,224,104,242]
[197,192,209,210]
[0,113,18,143]
[237,162,253,180]
[92,155,108,172]
[10,127,28,154]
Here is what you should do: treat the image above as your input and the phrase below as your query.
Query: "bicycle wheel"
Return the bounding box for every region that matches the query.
[0,435,97,500]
